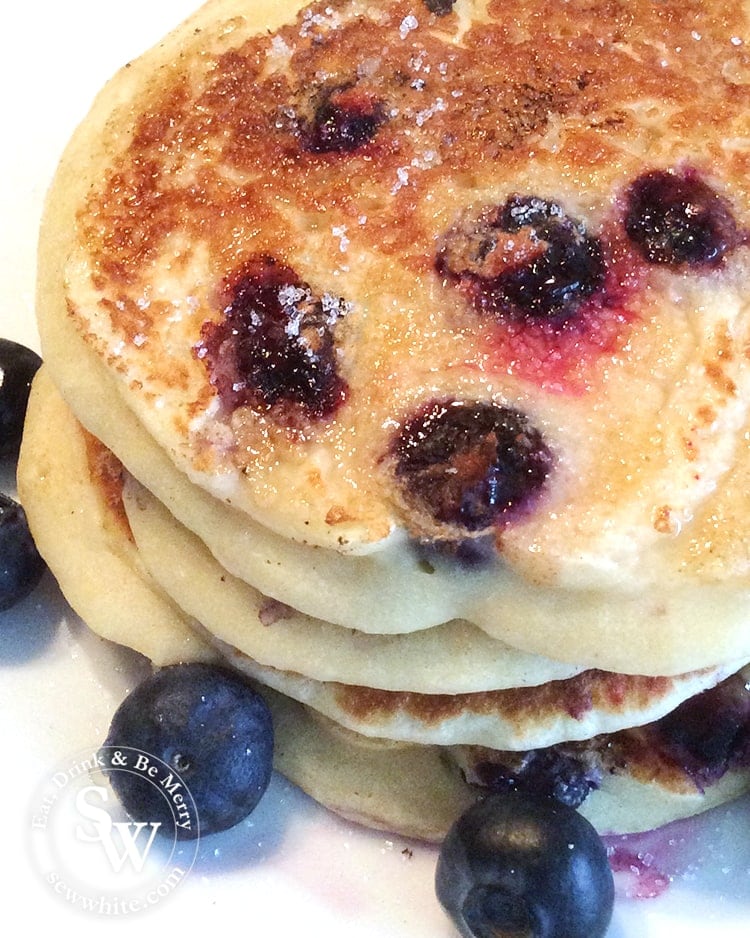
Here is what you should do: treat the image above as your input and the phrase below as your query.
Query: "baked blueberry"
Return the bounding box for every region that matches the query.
[470,747,603,809]
[0,338,42,462]
[197,256,348,421]
[301,84,386,154]
[103,662,274,838]
[624,168,740,267]
[436,791,614,938]
[654,673,750,785]
[0,493,46,612]
[423,0,457,13]
[394,400,553,531]
[437,196,605,323]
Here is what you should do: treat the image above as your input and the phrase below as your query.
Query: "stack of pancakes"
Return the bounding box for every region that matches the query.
[18,0,750,840]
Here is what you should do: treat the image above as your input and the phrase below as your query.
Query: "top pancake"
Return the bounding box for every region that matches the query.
[35,0,750,679]
[40,0,750,576]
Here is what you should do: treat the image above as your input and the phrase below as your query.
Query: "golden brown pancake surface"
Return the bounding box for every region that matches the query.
[57,0,750,589]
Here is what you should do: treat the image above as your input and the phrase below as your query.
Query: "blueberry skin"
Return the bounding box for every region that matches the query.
[104,663,274,839]
[436,792,614,938]
[395,400,553,532]
[0,493,46,611]
[624,169,740,268]
[0,339,42,462]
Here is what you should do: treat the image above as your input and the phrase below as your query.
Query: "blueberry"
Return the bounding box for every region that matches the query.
[197,256,348,422]
[0,493,46,612]
[0,338,42,462]
[437,196,605,324]
[436,792,614,938]
[470,747,603,809]
[624,169,740,268]
[654,672,750,785]
[422,0,457,13]
[394,400,553,531]
[301,84,386,154]
[103,663,274,838]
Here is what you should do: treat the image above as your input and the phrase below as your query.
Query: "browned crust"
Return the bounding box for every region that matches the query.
[82,432,133,542]
[80,0,750,297]
[333,668,678,725]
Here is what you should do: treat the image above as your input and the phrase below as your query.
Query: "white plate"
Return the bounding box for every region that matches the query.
[2,3,750,933]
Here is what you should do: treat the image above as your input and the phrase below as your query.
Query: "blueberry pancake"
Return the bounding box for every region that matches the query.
[23,0,750,847]
[18,370,750,840]
[35,0,750,678]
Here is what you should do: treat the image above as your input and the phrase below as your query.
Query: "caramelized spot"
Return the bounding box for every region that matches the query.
[334,669,672,726]
[695,405,717,427]
[652,505,678,535]
[83,433,133,543]
[703,360,737,397]
[325,505,354,525]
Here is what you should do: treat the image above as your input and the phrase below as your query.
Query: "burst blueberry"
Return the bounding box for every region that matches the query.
[624,168,740,268]
[470,746,603,809]
[394,400,553,532]
[437,196,605,324]
[103,662,274,838]
[197,256,348,422]
[436,791,614,938]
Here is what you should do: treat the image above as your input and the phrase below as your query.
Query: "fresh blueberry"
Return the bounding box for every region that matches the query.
[624,169,740,268]
[0,493,46,612]
[0,338,42,462]
[103,662,274,838]
[436,791,614,938]
[437,196,605,323]
[394,400,553,531]
[197,256,348,422]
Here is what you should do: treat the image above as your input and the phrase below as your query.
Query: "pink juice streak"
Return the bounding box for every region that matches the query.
[480,234,647,396]
[602,802,747,902]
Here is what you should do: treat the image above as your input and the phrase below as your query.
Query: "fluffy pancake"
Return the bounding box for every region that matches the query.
[120,474,586,694]
[214,651,739,749]
[17,369,213,665]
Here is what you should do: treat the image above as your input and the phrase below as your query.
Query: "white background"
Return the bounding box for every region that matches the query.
[2,2,750,934]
